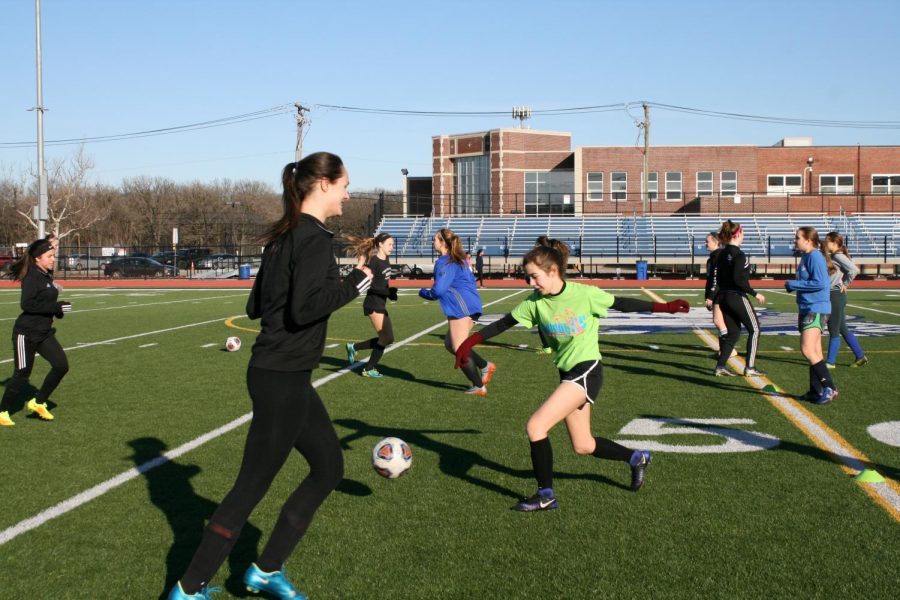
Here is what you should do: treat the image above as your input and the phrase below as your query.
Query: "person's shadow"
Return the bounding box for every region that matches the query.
[128,438,262,599]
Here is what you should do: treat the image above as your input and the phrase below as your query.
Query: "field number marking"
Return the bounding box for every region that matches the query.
[615,418,780,454]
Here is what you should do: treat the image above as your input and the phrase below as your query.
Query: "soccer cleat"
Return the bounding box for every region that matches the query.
[850,356,869,368]
[481,361,497,385]
[26,398,54,421]
[630,450,652,492]
[825,363,836,370]
[795,390,819,402]
[463,385,487,396]
[743,366,766,377]
[167,582,222,599]
[512,488,558,512]
[0,411,14,427]
[243,563,307,600]
[361,368,383,378]
[815,387,838,405]
[345,342,357,365]
[714,366,735,377]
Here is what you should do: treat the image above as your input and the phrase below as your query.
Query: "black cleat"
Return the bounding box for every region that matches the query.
[630,451,652,492]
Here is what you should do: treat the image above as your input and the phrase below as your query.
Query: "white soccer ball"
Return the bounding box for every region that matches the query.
[225,336,242,352]
[372,437,412,479]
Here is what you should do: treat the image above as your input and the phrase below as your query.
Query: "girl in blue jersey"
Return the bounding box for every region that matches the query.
[785,226,837,405]
[419,228,495,395]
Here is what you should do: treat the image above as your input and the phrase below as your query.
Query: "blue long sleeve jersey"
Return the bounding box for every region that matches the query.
[785,249,831,314]
[420,255,483,318]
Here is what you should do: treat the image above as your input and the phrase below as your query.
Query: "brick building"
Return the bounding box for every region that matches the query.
[426,129,900,216]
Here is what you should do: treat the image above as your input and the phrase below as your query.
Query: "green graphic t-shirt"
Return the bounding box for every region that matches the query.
[511,281,615,371]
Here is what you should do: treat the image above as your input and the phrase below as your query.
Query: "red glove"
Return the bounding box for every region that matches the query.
[454,332,484,369]
[651,299,690,313]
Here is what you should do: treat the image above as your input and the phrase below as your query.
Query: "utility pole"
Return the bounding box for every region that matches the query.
[641,103,650,216]
[33,0,49,238]
[294,102,309,161]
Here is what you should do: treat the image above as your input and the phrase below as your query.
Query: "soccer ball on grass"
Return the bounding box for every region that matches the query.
[225,336,242,352]
[372,437,412,479]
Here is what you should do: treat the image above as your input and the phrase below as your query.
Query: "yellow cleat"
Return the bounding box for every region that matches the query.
[0,411,14,427]
[26,398,54,421]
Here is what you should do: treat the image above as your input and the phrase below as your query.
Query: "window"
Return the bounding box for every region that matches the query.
[721,171,737,196]
[697,171,713,196]
[587,172,603,201]
[665,172,682,201]
[641,171,658,201]
[454,155,490,214]
[872,174,900,194]
[820,175,854,194]
[525,170,575,215]
[767,174,802,195]
[611,171,627,201]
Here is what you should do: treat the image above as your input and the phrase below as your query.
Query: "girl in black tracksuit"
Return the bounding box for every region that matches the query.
[345,232,397,378]
[713,220,766,377]
[169,153,373,600]
[1,238,70,427]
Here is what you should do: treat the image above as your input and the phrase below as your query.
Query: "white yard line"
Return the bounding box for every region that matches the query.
[0,293,247,322]
[0,290,525,547]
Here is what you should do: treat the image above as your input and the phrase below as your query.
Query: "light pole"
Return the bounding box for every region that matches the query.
[401,168,409,217]
[32,0,49,238]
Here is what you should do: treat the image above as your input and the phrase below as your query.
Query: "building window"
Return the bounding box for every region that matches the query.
[454,155,490,214]
[587,172,603,201]
[871,174,900,194]
[641,171,658,201]
[697,171,713,197]
[525,170,575,215]
[820,175,854,195]
[767,174,802,195]
[611,171,627,201]
[665,172,682,201]
[721,171,737,196]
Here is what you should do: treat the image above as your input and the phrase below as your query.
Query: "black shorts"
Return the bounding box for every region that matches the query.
[559,360,603,405]
[448,313,482,321]
[363,294,388,316]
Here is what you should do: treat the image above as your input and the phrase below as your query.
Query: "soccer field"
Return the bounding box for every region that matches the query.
[0,286,898,599]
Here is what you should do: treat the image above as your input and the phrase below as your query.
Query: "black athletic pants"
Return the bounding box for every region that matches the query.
[717,292,760,368]
[179,367,343,592]
[0,330,69,412]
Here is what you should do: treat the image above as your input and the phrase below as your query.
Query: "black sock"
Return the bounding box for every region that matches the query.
[461,358,484,387]
[530,437,553,489]
[592,437,633,462]
[354,337,376,351]
[469,349,487,370]
[364,343,385,370]
[809,366,822,394]
[180,522,241,594]
[811,361,834,389]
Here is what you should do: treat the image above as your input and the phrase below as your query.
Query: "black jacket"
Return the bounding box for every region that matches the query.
[14,267,64,339]
[246,214,370,371]
[713,244,756,297]
[705,248,721,301]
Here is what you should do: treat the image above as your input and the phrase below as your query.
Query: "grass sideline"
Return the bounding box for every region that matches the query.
[0,287,898,598]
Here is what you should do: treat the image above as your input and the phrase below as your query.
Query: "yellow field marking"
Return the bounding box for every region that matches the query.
[641,287,900,523]
[224,316,260,334]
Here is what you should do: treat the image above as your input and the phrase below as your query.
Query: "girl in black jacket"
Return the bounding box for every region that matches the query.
[1,238,70,427]
[168,153,373,600]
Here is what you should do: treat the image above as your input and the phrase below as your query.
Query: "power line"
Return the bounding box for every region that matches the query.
[645,102,900,129]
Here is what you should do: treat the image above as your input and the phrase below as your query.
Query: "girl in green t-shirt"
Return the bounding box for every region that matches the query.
[455,237,690,512]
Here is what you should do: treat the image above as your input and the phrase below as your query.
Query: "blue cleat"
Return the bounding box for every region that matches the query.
[512,487,558,512]
[815,387,838,405]
[167,582,221,599]
[630,450,652,491]
[346,342,357,365]
[244,563,307,600]
[361,368,384,378]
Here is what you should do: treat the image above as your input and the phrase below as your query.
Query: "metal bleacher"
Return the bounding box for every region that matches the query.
[378,214,900,260]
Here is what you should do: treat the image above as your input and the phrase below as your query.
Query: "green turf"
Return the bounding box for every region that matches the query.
[0,287,898,598]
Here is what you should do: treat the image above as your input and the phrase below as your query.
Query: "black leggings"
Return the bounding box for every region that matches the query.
[180,367,343,592]
[0,330,69,411]
[717,292,760,368]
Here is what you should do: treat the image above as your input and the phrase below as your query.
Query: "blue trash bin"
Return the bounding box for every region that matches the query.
[239,264,251,280]
[636,260,648,280]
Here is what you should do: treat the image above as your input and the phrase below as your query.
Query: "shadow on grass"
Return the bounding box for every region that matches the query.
[335,418,631,501]
[128,437,262,600]
[0,379,51,417]
[318,355,468,392]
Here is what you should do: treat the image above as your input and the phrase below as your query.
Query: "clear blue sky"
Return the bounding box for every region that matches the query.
[2,0,898,193]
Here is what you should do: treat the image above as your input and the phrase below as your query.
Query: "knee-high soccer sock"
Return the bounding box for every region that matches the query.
[826,336,841,365]
[364,343,385,370]
[844,331,865,360]
[530,437,553,490]
[354,337,377,351]
[461,359,484,387]
[180,523,241,594]
[811,361,835,389]
[469,349,487,370]
[808,366,822,394]
[592,437,633,462]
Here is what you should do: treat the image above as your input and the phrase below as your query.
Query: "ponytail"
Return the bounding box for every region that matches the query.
[10,238,53,281]
[524,236,570,277]
[437,228,466,264]
[345,232,393,258]
[718,220,742,244]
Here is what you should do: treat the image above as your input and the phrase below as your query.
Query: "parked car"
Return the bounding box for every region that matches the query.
[195,253,239,270]
[104,257,176,278]
[0,253,16,273]
[151,251,177,266]
[61,253,107,270]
